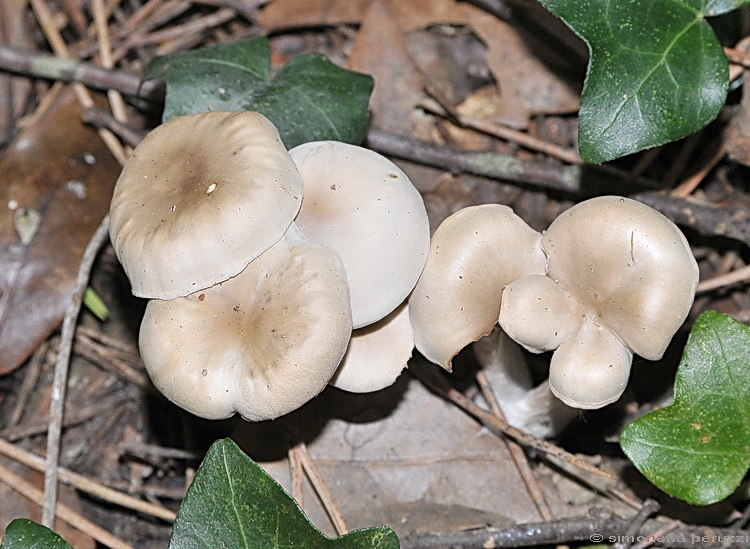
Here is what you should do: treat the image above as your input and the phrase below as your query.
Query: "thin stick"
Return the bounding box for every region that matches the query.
[92,0,129,124]
[413,365,616,481]
[670,144,726,198]
[0,463,135,549]
[8,344,47,426]
[696,263,750,294]
[41,215,111,527]
[288,444,304,506]
[474,370,554,521]
[613,499,661,549]
[295,442,348,535]
[29,0,126,164]
[0,436,176,522]
[420,97,581,164]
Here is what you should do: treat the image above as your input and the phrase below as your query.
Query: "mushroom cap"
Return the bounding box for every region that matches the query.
[548,317,633,409]
[542,196,699,360]
[138,224,353,421]
[290,141,430,328]
[409,204,547,370]
[499,274,582,354]
[110,110,303,299]
[329,301,413,393]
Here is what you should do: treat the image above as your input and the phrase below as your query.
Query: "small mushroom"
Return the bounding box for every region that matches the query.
[110,110,303,299]
[500,196,699,409]
[408,204,547,370]
[138,224,352,421]
[290,141,430,328]
[329,301,413,393]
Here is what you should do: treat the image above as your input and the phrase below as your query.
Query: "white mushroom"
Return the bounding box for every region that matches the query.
[110,110,303,299]
[138,225,352,421]
[329,301,413,393]
[290,141,430,328]
[500,196,699,409]
[408,204,547,370]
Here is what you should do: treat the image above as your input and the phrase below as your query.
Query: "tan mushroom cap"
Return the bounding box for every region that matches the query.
[542,196,699,361]
[110,110,303,299]
[138,224,352,421]
[548,318,633,409]
[409,204,547,370]
[499,274,582,353]
[329,301,413,393]
[290,141,430,328]
[499,196,699,409]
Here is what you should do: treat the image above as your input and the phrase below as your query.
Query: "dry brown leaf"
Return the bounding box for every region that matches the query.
[258,0,370,28]
[347,0,426,137]
[726,38,750,166]
[259,0,580,129]
[0,86,120,374]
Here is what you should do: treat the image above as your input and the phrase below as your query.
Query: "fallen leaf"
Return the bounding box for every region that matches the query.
[0,86,120,374]
[258,0,370,27]
[259,0,580,128]
[347,0,425,136]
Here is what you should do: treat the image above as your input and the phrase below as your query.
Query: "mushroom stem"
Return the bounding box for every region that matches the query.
[473,329,577,439]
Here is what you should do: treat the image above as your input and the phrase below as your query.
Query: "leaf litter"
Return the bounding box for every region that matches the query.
[0,0,749,547]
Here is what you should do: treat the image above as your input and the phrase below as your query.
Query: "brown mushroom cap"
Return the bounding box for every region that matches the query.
[409,204,546,370]
[290,141,430,328]
[138,224,352,421]
[110,110,303,299]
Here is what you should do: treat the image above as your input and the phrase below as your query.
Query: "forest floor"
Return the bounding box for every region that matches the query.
[0,1,749,547]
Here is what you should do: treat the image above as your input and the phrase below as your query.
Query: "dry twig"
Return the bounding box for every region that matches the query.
[0,462,135,548]
[412,363,616,482]
[291,442,349,536]
[474,369,554,521]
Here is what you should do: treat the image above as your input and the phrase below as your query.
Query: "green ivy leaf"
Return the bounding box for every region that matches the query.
[537,0,747,163]
[144,37,373,148]
[169,439,399,549]
[0,519,73,549]
[620,311,750,506]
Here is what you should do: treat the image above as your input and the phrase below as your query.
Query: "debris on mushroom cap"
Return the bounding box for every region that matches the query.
[329,301,413,393]
[109,110,303,300]
[499,195,699,409]
[290,141,430,328]
[138,224,353,422]
[408,204,546,371]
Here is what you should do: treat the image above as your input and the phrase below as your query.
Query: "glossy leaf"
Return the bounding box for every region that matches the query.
[1,519,73,549]
[169,439,399,549]
[621,311,750,505]
[144,37,373,148]
[537,0,744,163]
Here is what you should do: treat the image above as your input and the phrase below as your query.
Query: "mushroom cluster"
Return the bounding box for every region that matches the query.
[110,110,429,421]
[410,196,699,410]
